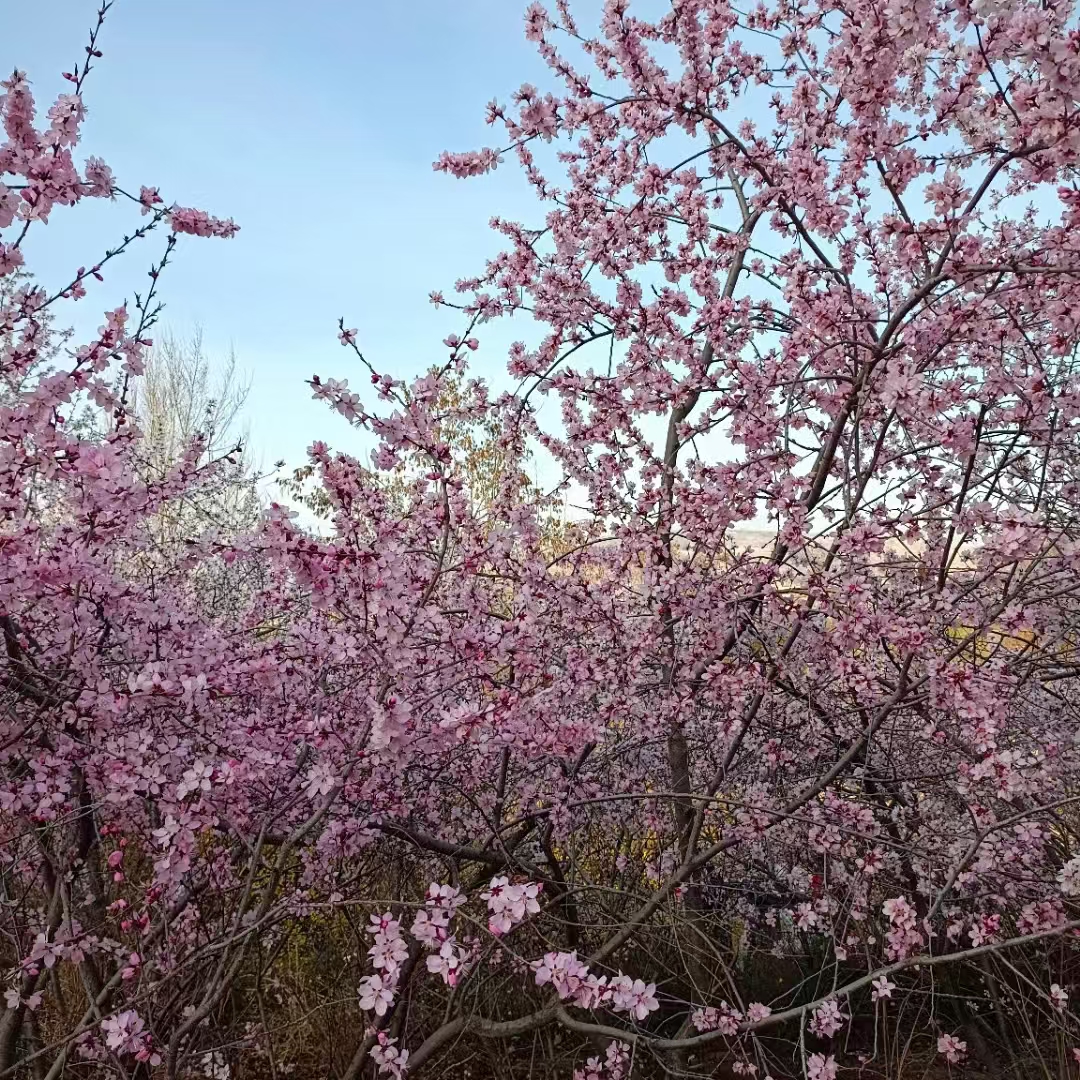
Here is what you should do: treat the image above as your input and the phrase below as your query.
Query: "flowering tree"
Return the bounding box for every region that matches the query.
[7,0,1080,1078]
[403,0,1080,1072]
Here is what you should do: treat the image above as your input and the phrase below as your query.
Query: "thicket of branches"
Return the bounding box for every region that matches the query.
[6,1,1080,1079]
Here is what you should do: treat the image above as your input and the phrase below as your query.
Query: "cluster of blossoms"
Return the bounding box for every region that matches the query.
[417,877,547,988]
[966,912,1002,948]
[691,1000,772,1034]
[881,897,923,960]
[359,878,544,1028]
[0,65,234,258]
[100,1010,161,1067]
[1058,856,1080,896]
[1016,900,1068,937]
[370,1032,409,1080]
[409,882,464,949]
[480,875,542,935]
[136,184,237,237]
[807,1054,838,1080]
[573,1040,629,1080]
[937,1033,968,1064]
[532,952,659,1022]
[353,880,548,1075]
[809,998,848,1040]
[357,913,408,1016]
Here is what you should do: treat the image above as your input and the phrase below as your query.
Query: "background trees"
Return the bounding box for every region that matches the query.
[126,328,264,618]
[131,328,258,538]
[6,1,1080,1079]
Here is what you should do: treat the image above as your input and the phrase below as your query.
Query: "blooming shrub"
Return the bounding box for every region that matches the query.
[5,0,1080,1077]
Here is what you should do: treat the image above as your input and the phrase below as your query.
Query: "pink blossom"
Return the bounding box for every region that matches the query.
[100,1010,160,1065]
[1058,857,1080,896]
[433,148,500,177]
[809,998,847,1039]
[482,875,542,934]
[807,1053,837,1080]
[533,951,590,1001]
[83,156,114,197]
[411,906,450,948]
[138,186,162,212]
[370,1033,409,1079]
[937,1034,968,1064]
[426,939,465,986]
[357,973,396,1016]
[168,205,239,238]
[746,1002,772,1024]
[608,975,659,1021]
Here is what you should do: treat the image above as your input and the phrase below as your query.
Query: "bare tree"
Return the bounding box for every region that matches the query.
[130,327,259,537]
[124,328,265,616]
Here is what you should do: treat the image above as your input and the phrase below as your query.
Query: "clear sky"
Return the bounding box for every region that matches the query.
[2,0,560,476]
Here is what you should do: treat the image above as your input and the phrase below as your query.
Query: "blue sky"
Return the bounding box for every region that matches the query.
[2,0,557,475]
